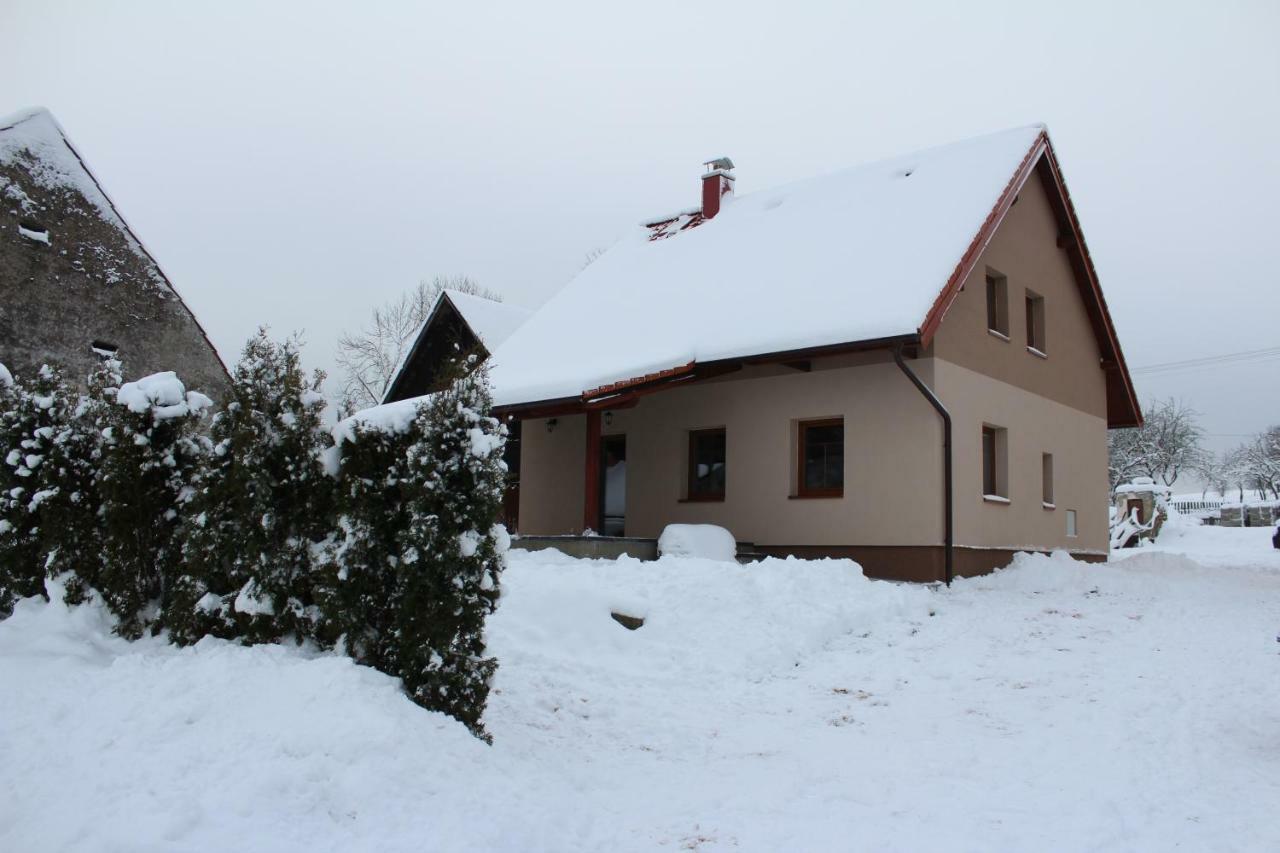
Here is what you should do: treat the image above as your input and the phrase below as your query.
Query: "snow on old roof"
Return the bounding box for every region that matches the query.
[488,125,1046,407]
[0,106,173,294]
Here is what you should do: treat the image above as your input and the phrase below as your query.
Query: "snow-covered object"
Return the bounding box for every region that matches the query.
[657,523,737,562]
[1114,476,1170,496]
[488,124,1045,406]
[17,223,49,244]
[114,372,212,420]
[0,362,12,388]
[332,397,423,445]
[232,580,276,617]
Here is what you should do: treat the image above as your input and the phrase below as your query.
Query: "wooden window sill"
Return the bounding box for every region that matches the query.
[1027,346,1048,359]
[982,494,1010,504]
[678,496,724,503]
[988,329,1010,342]
[789,492,843,500]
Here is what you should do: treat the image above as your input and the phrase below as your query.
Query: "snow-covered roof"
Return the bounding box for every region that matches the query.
[0,107,171,293]
[488,125,1048,408]
[446,290,532,351]
[1115,480,1171,496]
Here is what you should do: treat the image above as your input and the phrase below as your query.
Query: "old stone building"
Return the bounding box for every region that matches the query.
[0,107,229,397]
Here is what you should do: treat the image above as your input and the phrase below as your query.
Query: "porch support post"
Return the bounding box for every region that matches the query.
[583,409,602,533]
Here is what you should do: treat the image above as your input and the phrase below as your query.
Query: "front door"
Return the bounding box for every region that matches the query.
[1126,498,1145,524]
[502,418,521,533]
[601,435,626,536]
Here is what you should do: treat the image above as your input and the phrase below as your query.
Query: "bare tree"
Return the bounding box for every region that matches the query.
[1230,425,1280,500]
[335,275,499,414]
[1106,398,1207,490]
[1192,453,1233,499]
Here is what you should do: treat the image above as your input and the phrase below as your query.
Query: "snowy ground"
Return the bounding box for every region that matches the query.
[2,524,1279,852]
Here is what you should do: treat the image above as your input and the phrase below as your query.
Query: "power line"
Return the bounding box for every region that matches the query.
[1130,345,1280,376]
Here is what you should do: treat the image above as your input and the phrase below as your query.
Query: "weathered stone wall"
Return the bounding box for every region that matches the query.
[0,149,230,399]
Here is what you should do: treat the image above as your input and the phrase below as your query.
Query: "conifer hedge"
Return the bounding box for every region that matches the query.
[0,338,508,737]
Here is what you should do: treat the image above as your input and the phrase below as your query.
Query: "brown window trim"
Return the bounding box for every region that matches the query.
[687,427,726,501]
[797,417,844,498]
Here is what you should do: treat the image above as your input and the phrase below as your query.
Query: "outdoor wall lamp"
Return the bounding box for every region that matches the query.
[546,418,557,433]
[604,411,613,427]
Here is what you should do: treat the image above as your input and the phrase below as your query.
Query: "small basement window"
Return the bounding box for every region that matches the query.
[1026,290,1046,354]
[797,418,844,497]
[1042,453,1055,506]
[982,424,1008,499]
[687,428,726,500]
[91,340,119,360]
[986,271,1009,337]
[18,220,50,245]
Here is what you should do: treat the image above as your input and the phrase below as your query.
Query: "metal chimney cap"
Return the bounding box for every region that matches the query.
[703,156,735,171]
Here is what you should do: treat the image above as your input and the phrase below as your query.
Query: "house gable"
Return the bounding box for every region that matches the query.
[920,135,1140,428]
[382,295,484,404]
[927,160,1109,420]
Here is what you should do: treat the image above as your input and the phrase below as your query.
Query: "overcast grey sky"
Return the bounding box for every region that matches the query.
[3,0,1277,462]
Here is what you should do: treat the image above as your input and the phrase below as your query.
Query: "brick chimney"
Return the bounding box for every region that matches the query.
[701,156,735,219]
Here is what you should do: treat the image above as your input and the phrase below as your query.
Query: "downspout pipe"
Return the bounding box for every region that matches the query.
[892,343,953,586]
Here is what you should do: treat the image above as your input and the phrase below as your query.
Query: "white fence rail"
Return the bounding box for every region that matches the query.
[1169,497,1222,518]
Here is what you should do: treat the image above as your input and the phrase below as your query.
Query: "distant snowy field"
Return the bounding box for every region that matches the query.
[3,525,1279,852]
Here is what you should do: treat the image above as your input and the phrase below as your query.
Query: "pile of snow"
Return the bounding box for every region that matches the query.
[0,361,12,388]
[656,523,737,562]
[4,530,1280,850]
[493,549,924,682]
[115,371,213,420]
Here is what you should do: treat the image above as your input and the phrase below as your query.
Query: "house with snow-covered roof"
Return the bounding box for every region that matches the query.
[383,288,531,404]
[487,125,1141,582]
[0,107,229,397]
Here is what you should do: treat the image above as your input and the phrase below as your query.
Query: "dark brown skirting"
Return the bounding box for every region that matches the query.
[752,544,1106,583]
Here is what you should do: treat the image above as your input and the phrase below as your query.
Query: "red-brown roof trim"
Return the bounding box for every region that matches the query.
[918,130,1142,428]
[497,130,1141,428]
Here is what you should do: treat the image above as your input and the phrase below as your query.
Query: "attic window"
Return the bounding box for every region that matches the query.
[1025,290,1046,354]
[91,340,119,360]
[18,220,49,244]
[986,271,1009,337]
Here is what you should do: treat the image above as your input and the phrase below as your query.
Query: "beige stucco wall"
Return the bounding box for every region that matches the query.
[937,359,1109,554]
[518,412,586,535]
[930,170,1108,420]
[927,167,1112,554]
[518,356,944,547]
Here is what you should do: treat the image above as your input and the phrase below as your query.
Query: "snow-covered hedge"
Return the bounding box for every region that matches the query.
[0,342,510,738]
[320,358,507,738]
[166,330,333,646]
